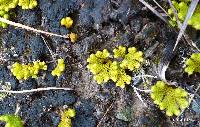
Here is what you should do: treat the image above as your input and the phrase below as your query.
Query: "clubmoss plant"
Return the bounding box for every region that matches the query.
[58,108,76,127]
[168,0,200,29]
[151,81,189,116]
[87,46,144,88]
[11,61,47,80]
[51,59,65,77]
[0,114,24,127]
[184,53,200,75]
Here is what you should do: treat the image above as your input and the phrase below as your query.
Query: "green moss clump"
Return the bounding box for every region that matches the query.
[0,0,38,28]
[120,47,144,71]
[18,0,37,9]
[87,49,111,84]
[0,0,18,12]
[51,59,65,77]
[151,81,189,116]
[0,114,24,127]
[168,0,200,30]
[0,10,9,28]
[184,53,200,75]
[58,108,76,127]
[11,61,47,80]
[87,46,144,88]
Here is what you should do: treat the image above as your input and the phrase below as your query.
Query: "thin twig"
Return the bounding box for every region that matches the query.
[178,84,200,117]
[153,0,170,18]
[0,87,73,94]
[134,87,152,93]
[134,75,157,79]
[15,103,20,115]
[133,86,147,107]
[173,0,199,51]
[96,102,114,127]
[139,0,168,23]
[0,17,68,39]
[41,35,57,61]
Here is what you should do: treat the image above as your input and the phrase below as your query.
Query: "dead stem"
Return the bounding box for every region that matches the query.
[0,87,73,94]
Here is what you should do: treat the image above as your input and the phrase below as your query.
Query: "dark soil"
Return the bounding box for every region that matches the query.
[0,0,200,127]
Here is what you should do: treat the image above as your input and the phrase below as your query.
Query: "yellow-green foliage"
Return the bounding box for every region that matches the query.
[87,49,111,84]
[51,59,65,77]
[11,61,47,80]
[120,47,144,71]
[87,46,144,88]
[61,17,73,28]
[168,0,200,29]
[0,114,24,127]
[184,53,200,75]
[58,108,76,127]
[0,0,18,11]
[0,0,38,28]
[0,10,9,28]
[18,0,38,9]
[69,32,78,43]
[151,81,189,116]
[109,61,131,88]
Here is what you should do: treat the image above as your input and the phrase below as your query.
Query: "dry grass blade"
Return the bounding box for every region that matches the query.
[0,87,73,94]
[152,0,171,18]
[167,0,182,27]
[0,17,68,39]
[138,0,168,23]
[173,0,199,51]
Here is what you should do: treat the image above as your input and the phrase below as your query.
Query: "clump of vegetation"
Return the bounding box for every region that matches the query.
[87,46,144,88]
[0,0,38,28]
[60,16,78,43]
[11,61,47,80]
[168,0,200,29]
[0,10,9,28]
[184,53,200,75]
[58,108,76,127]
[0,0,18,11]
[61,17,73,28]
[51,59,65,77]
[151,81,189,116]
[0,114,24,127]
[18,0,38,9]
[69,32,78,43]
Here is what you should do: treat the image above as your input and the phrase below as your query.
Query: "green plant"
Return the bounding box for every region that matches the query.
[87,46,144,88]
[51,59,65,77]
[58,108,76,127]
[0,0,18,11]
[0,0,38,28]
[0,10,9,28]
[151,81,189,116]
[18,0,38,9]
[0,114,23,127]
[184,53,200,75]
[61,17,73,28]
[11,61,47,80]
[168,0,200,29]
